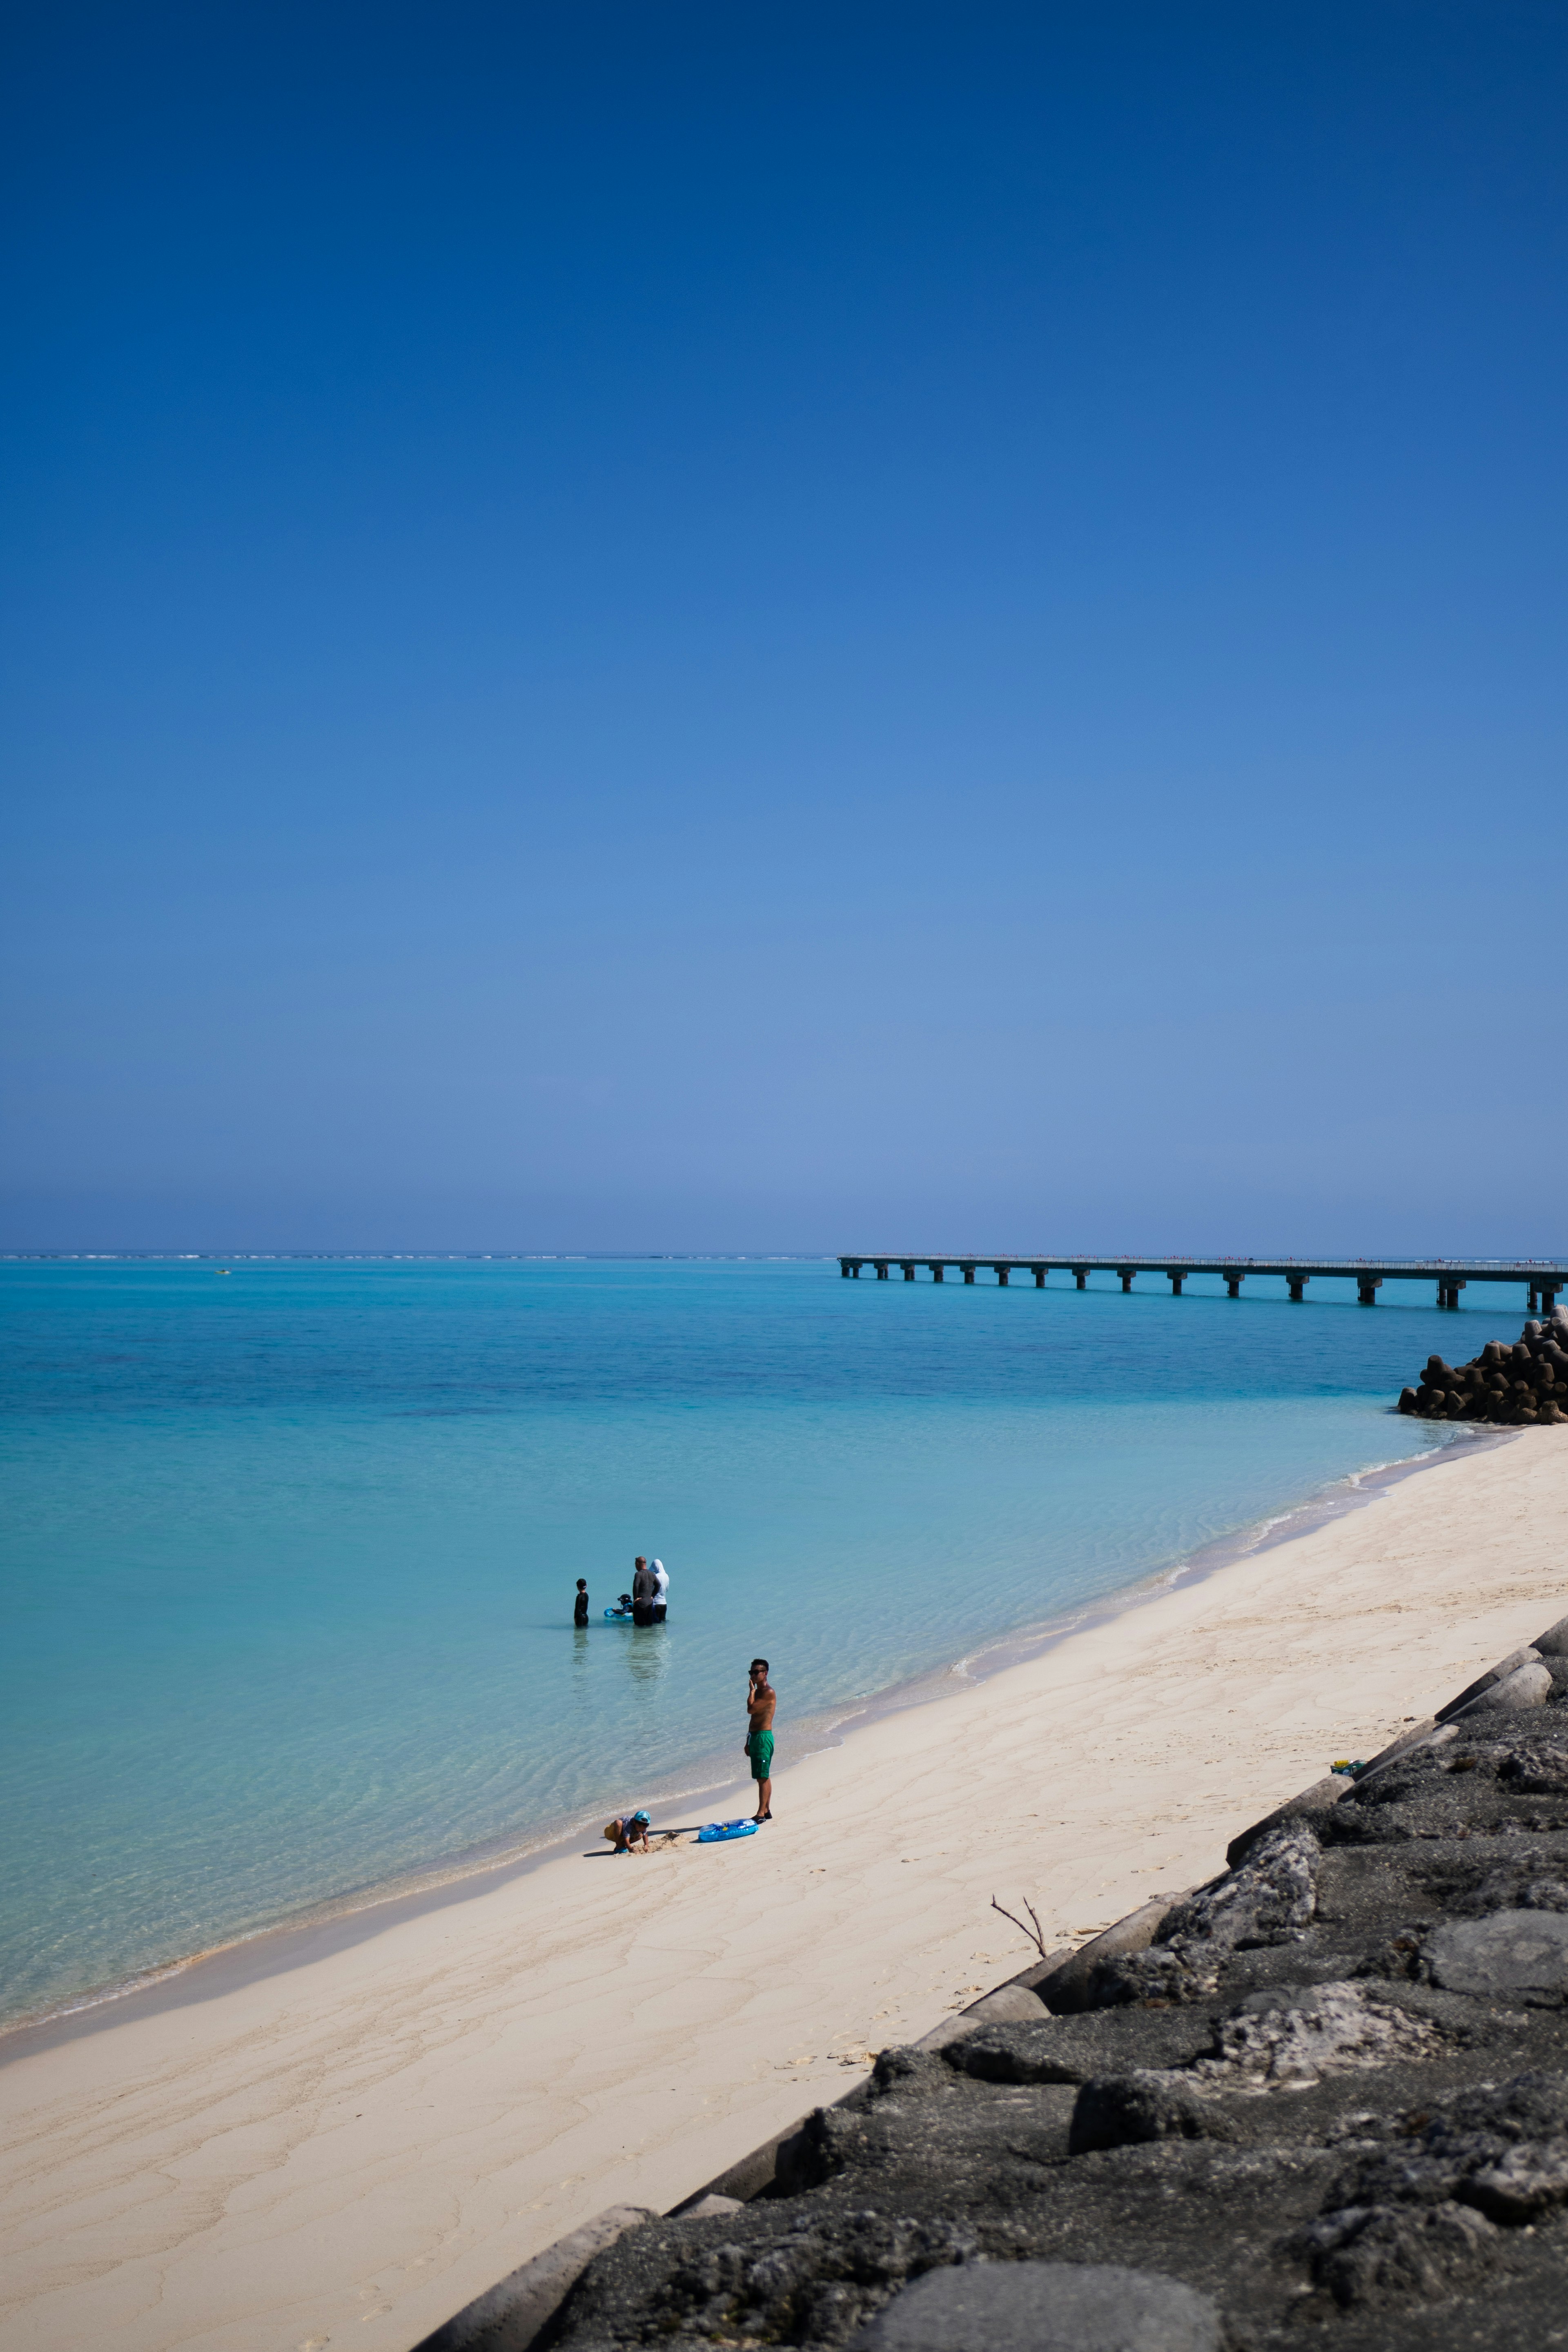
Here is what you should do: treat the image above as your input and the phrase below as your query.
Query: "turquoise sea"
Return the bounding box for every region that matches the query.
[0,1256,1524,2030]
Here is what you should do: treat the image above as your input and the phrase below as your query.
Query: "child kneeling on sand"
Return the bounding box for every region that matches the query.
[604,1809,650,1853]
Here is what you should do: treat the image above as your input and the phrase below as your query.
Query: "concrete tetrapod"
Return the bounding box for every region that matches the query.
[409,2208,654,2352]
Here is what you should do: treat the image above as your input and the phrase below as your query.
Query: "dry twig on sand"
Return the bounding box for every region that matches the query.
[990,1893,1048,1957]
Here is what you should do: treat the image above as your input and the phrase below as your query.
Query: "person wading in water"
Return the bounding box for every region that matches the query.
[745,1658,776,1822]
[631,1557,655,1627]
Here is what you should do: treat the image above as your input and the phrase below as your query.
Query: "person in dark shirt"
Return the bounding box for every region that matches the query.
[574,1579,590,1626]
[631,1556,655,1626]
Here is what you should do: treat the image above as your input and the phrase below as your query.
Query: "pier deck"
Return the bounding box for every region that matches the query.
[837,1256,1568,1310]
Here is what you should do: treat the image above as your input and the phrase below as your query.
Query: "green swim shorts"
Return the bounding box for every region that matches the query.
[746,1730,774,1780]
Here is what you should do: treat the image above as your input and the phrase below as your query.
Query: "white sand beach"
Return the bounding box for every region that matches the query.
[2,1428,1565,2352]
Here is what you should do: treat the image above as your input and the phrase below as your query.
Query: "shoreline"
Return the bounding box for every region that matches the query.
[0,1414,1480,2059]
[5,1429,1565,2352]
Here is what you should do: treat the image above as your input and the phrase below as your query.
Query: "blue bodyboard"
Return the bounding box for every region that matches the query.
[697,1819,757,1843]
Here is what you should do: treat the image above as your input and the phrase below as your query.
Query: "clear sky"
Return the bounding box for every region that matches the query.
[2,2,1564,1254]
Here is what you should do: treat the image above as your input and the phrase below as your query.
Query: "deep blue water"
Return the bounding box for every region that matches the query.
[0,1256,1524,2027]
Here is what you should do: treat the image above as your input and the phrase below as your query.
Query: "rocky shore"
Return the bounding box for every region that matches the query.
[1399,1307,1568,1426]
[423,1601,1568,2352]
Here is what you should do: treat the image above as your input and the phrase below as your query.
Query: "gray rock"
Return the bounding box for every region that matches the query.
[1087,1943,1219,2007]
[1068,2073,1241,2153]
[949,2011,1216,2086]
[1193,1982,1443,2090]
[676,2194,744,2218]
[1159,1821,1320,1951]
[1334,2069,1568,2224]
[849,2261,1222,2352]
[1498,1738,1568,1794]
[1323,1737,1554,1845]
[1448,1857,1568,1915]
[1423,1910,1568,2000]
[1285,2199,1499,2309]
[1083,1827,1321,2007]
[1534,1613,1568,1658]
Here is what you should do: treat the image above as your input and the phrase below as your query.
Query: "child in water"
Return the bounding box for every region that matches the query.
[574,1579,590,1625]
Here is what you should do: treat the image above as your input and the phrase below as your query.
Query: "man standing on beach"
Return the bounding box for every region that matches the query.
[745,1658,775,1822]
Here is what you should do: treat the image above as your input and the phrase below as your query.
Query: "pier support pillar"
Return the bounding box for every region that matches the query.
[1528,1284,1540,1312]
[1032,1265,1047,1287]
[874,1261,888,1279]
[994,1265,1009,1285]
[1357,1276,1382,1306]
[900,1262,915,1281]
[1168,1272,1185,1296]
[930,1263,944,1282]
[1288,1276,1308,1302]
[1543,1284,1560,1314]
[1074,1268,1087,1290]
[961,1263,976,1285]
[1119,1270,1134,1292]
[1225,1276,1241,1298]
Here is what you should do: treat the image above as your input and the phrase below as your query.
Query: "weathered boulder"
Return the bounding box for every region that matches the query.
[1285,2199,1499,2309]
[1448,1852,1568,1915]
[1422,1911,1568,2000]
[948,2009,1217,2087]
[1159,1820,1320,1949]
[1329,2069,1568,2223]
[1194,1982,1443,2090]
[1068,2073,1240,2153]
[1498,1739,1568,1794]
[850,2261,1222,2352]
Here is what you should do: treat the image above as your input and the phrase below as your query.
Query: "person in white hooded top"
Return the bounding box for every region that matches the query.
[651,1559,669,1624]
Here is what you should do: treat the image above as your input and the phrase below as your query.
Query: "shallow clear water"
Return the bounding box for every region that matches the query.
[0,1256,1523,2027]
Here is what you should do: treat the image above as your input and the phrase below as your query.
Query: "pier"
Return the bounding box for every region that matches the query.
[837,1256,1568,1311]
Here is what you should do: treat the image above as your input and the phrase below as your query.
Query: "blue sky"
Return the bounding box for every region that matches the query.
[2,2,1564,1253]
